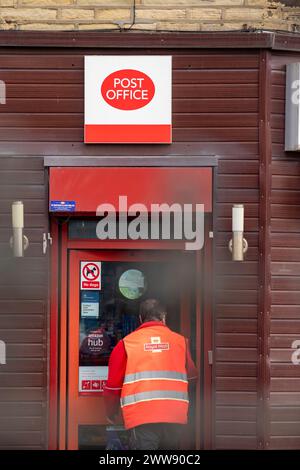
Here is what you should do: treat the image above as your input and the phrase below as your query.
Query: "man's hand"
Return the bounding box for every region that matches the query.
[106,415,117,425]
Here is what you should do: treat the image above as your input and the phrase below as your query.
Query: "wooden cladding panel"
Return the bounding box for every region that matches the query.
[0,49,259,157]
[270,53,300,449]
[0,155,47,450]
[0,48,261,449]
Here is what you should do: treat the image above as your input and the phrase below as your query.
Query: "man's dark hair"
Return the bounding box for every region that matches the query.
[139,299,167,323]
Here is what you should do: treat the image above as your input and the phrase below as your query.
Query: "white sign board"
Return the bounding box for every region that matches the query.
[80,261,101,290]
[79,366,108,393]
[81,302,99,318]
[84,55,172,144]
[286,63,300,151]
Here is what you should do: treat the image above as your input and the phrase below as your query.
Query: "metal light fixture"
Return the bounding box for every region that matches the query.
[228,204,248,261]
[10,201,29,257]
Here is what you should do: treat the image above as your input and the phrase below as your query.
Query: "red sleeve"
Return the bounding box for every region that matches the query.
[103,339,127,418]
[185,338,198,380]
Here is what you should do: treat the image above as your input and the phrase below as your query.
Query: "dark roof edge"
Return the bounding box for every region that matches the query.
[0,30,298,51]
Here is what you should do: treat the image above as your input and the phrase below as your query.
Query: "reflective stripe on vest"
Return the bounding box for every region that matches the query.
[121,390,189,407]
[124,370,188,384]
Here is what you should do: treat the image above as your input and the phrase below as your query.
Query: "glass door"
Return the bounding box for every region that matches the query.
[67,249,198,449]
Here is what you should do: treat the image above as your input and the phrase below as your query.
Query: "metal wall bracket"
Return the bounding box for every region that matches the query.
[43,232,53,255]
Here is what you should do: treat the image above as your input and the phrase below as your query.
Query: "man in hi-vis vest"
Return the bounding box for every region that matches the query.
[104,298,197,450]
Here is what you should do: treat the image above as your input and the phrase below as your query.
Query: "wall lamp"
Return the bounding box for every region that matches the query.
[228,204,248,261]
[10,201,29,257]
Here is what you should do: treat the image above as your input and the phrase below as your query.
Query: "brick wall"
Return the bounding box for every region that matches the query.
[0,0,299,32]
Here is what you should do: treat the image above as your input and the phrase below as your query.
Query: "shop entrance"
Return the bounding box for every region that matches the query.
[48,163,215,450]
[67,249,200,450]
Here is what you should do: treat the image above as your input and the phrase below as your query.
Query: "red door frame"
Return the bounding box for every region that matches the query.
[49,215,213,450]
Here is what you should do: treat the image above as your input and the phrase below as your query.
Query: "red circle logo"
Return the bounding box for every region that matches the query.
[82,263,99,281]
[101,69,155,111]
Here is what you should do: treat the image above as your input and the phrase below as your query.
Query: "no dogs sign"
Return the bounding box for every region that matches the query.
[80,261,101,290]
[84,55,172,144]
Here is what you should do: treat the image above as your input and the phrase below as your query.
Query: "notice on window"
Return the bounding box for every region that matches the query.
[81,291,100,318]
[79,366,108,394]
[81,261,101,290]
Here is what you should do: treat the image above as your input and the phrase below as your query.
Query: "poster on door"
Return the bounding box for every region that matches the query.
[81,291,100,318]
[81,261,101,290]
[80,328,111,358]
[79,366,108,394]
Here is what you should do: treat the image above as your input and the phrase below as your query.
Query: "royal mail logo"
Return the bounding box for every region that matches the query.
[144,336,169,353]
[101,69,155,111]
[144,343,170,351]
[84,55,172,144]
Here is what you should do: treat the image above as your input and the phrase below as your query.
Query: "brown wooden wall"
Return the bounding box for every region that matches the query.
[0,156,48,449]
[270,52,300,450]
[0,39,284,449]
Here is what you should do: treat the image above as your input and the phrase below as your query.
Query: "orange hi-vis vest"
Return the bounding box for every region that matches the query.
[121,324,189,430]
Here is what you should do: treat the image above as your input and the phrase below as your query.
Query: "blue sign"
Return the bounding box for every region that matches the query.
[81,291,99,303]
[50,200,76,212]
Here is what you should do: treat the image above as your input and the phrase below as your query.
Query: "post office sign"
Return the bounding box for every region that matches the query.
[84,55,172,144]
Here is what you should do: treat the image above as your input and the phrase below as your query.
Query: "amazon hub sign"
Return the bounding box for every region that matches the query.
[84,56,172,144]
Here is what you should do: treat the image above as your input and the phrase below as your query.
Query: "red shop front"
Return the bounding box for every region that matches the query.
[47,160,216,450]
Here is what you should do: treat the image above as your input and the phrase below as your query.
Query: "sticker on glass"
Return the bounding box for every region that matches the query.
[81,291,100,318]
[118,269,146,300]
[81,261,101,290]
